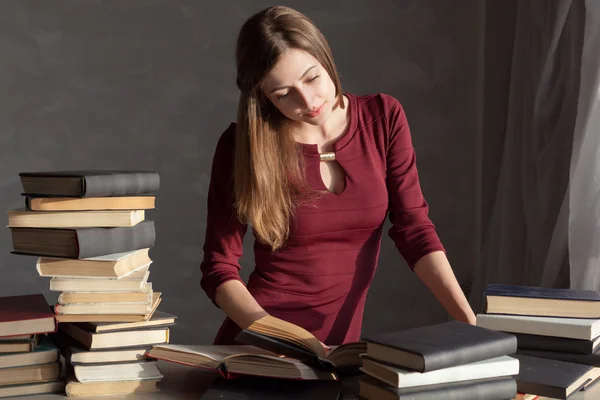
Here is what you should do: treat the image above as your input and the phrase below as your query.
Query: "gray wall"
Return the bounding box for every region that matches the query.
[0,0,483,344]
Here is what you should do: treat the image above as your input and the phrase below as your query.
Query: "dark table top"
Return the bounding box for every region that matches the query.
[31,360,600,400]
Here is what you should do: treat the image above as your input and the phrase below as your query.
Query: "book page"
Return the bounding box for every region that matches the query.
[248,315,325,359]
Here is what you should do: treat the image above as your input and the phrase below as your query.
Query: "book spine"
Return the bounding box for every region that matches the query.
[514,332,593,354]
[75,221,156,258]
[84,172,160,197]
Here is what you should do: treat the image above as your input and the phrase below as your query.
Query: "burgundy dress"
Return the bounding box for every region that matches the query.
[200,93,445,345]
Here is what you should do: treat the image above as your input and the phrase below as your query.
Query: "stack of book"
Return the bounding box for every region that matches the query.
[0,294,64,398]
[477,284,600,399]
[50,311,175,396]
[357,321,520,400]
[6,170,175,396]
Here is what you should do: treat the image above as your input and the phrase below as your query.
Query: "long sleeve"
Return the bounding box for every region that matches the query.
[384,97,445,269]
[200,123,248,306]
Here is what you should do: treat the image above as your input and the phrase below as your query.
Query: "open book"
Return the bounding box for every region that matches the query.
[234,315,366,370]
[146,344,338,380]
[146,315,366,380]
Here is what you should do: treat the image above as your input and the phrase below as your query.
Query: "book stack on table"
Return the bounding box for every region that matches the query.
[7,170,177,396]
[0,294,63,398]
[477,284,600,399]
[357,321,520,400]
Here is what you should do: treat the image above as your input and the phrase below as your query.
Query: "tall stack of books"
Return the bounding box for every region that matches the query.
[357,321,520,400]
[477,284,600,399]
[0,294,64,398]
[7,170,175,396]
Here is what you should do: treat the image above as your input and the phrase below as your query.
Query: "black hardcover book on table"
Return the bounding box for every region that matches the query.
[512,331,600,354]
[362,321,517,373]
[486,284,600,301]
[485,284,600,318]
[10,220,156,259]
[19,170,160,198]
[514,354,600,399]
[517,347,600,367]
[359,375,517,400]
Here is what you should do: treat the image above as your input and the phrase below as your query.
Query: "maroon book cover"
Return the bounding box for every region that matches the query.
[0,294,57,337]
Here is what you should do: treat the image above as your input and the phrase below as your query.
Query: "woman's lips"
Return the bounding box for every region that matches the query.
[305,103,325,118]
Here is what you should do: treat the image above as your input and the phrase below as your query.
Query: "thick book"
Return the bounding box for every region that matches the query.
[11,220,156,258]
[146,344,338,381]
[57,287,153,305]
[517,347,600,367]
[54,291,161,323]
[26,195,156,211]
[360,355,519,388]
[233,315,366,370]
[362,320,517,372]
[49,331,151,365]
[0,381,65,399]
[65,376,159,397]
[0,335,59,369]
[0,362,61,387]
[358,375,518,400]
[485,284,600,318]
[0,335,39,354]
[49,265,151,292]
[0,294,56,337]
[477,313,600,340]
[59,322,169,350]
[512,331,600,354]
[7,209,145,228]
[72,360,163,383]
[77,310,176,333]
[514,354,600,399]
[19,170,160,198]
[37,249,152,279]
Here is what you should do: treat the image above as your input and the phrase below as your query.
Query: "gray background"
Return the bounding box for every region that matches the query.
[0,1,514,344]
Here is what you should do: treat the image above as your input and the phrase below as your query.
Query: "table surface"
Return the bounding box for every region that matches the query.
[28,360,600,400]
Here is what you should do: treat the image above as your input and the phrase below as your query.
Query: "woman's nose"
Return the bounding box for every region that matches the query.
[297,89,316,110]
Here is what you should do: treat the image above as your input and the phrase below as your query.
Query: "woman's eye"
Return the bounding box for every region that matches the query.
[307,75,320,82]
[277,93,289,100]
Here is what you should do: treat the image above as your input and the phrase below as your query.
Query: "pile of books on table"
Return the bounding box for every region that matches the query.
[0,294,63,398]
[6,170,176,396]
[478,284,600,399]
[357,321,521,400]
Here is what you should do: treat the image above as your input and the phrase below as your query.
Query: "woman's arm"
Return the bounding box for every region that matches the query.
[215,280,268,329]
[414,251,476,325]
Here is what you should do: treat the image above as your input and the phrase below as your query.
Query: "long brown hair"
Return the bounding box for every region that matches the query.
[234,6,344,251]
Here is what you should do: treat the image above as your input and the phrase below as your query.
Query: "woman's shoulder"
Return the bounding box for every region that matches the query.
[218,122,237,145]
[348,92,404,119]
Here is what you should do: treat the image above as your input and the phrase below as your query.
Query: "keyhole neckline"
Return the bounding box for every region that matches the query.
[297,93,358,157]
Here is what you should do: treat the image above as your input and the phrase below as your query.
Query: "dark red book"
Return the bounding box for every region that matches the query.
[0,294,57,337]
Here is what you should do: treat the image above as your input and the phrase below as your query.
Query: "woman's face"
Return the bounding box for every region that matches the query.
[261,49,337,126]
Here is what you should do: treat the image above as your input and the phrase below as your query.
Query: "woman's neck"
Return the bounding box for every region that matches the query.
[292,95,350,152]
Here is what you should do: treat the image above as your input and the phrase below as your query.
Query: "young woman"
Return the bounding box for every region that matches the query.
[200,6,476,346]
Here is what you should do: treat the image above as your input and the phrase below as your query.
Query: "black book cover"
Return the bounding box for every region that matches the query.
[486,284,600,301]
[514,354,596,399]
[11,220,155,258]
[517,348,600,367]
[362,321,517,372]
[359,375,517,400]
[513,331,599,354]
[19,170,160,198]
